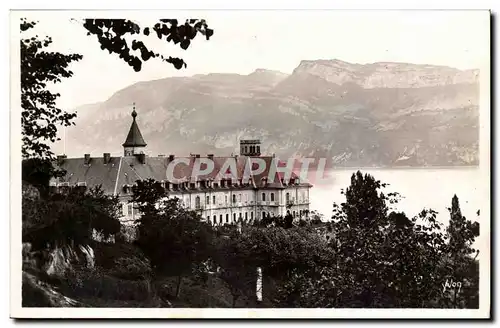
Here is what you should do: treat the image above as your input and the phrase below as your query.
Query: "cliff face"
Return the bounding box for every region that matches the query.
[292,59,479,88]
[55,59,479,167]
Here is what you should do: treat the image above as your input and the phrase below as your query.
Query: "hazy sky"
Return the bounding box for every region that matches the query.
[16,10,489,109]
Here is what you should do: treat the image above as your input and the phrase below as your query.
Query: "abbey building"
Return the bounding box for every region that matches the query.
[51,108,312,226]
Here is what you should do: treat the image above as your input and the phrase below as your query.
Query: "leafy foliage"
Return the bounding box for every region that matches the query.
[131,180,214,297]
[81,19,214,72]
[22,158,66,198]
[23,185,121,251]
[130,178,168,218]
[275,171,480,308]
[446,195,480,257]
[255,213,294,228]
[21,19,82,159]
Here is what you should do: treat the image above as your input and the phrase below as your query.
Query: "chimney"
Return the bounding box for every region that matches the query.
[137,153,146,164]
[56,155,67,165]
[168,154,175,161]
[207,154,214,159]
[195,154,200,158]
[103,153,111,164]
[84,154,91,165]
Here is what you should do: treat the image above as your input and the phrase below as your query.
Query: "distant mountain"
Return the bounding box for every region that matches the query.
[55,59,480,167]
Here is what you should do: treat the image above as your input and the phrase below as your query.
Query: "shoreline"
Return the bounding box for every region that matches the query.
[321,165,479,172]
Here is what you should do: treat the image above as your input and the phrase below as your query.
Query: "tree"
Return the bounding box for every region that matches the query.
[212,231,257,307]
[21,19,82,159]
[23,185,121,251]
[280,171,481,308]
[22,157,66,199]
[132,181,214,298]
[130,178,168,219]
[255,214,293,229]
[81,19,214,72]
[441,195,480,308]
[211,226,334,307]
[21,18,213,159]
[446,195,480,257]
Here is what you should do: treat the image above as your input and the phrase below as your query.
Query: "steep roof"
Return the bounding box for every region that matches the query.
[52,156,122,195]
[122,110,147,147]
[50,154,309,198]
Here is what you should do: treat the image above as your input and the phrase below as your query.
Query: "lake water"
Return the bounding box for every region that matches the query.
[309,167,484,227]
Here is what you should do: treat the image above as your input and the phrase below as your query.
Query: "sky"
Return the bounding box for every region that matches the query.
[15,10,490,110]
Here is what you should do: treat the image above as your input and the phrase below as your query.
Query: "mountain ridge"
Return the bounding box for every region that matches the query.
[55,59,480,167]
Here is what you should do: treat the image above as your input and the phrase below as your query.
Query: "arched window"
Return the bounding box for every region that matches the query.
[195,196,201,209]
[270,192,275,202]
[262,193,266,201]
[226,214,229,223]
[245,212,248,221]
[220,214,223,224]
[213,195,216,204]
[233,213,236,222]
[262,212,266,219]
[251,212,254,220]
[232,194,236,203]
[206,195,210,204]
[213,215,216,223]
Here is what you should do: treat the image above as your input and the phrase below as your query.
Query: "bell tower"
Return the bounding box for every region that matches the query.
[240,139,261,156]
[122,103,147,156]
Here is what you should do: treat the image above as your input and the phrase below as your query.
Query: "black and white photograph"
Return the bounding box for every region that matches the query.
[10,8,491,319]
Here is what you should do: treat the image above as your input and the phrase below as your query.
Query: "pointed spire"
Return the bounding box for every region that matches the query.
[122,104,147,148]
[131,102,137,119]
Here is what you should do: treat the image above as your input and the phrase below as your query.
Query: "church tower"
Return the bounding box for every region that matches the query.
[122,105,147,156]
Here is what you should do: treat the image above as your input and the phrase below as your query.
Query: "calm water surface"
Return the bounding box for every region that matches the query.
[309,167,484,226]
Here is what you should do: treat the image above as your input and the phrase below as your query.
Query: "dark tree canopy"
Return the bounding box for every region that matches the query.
[23,185,121,251]
[131,180,213,281]
[21,19,82,159]
[82,18,214,72]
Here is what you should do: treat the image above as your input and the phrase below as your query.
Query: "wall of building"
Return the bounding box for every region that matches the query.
[117,185,311,226]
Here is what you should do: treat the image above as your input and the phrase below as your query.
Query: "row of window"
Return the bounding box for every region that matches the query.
[207,212,255,224]
[195,191,300,208]
[123,202,308,220]
[242,145,260,154]
[206,209,309,225]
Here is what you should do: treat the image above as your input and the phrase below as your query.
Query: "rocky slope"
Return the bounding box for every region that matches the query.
[55,59,480,167]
